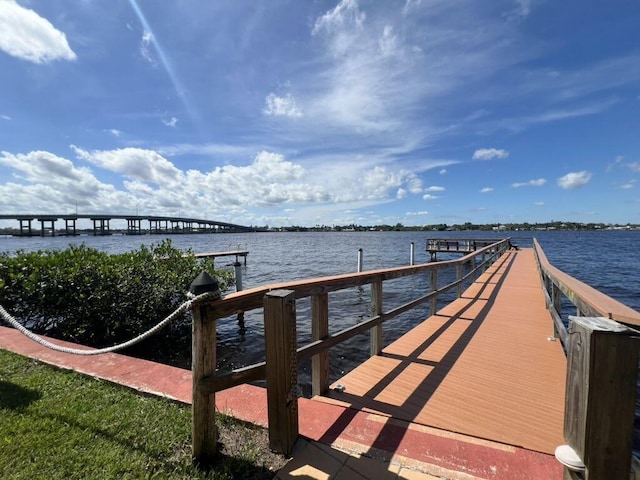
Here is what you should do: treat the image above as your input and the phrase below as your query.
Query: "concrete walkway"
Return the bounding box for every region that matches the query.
[0,324,561,479]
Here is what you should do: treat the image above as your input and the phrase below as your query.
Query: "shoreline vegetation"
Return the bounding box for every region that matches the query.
[0,241,234,369]
[1,220,638,236]
[0,349,287,479]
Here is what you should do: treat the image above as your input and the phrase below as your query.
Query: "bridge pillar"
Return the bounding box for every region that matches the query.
[18,218,33,236]
[126,218,142,235]
[37,218,56,237]
[91,218,110,236]
[63,217,77,236]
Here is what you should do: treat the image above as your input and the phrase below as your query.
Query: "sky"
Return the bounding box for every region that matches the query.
[0,0,639,228]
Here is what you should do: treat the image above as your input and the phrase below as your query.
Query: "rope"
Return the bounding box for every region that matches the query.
[0,290,219,356]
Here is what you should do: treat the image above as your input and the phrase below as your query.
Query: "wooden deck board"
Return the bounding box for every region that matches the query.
[321,249,567,455]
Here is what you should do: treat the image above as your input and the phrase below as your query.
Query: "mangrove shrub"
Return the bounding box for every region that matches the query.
[0,240,233,365]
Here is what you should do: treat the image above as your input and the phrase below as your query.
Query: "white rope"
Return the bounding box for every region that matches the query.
[0,290,220,355]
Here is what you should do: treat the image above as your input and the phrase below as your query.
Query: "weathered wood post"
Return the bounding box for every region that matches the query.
[311,293,329,396]
[264,290,299,455]
[370,279,383,356]
[557,316,639,479]
[190,272,222,465]
[456,264,462,297]
[410,242,415,265]
[430,269,438,316]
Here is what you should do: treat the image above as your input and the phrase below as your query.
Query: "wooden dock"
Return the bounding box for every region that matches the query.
[317,248,567,455]
[190,250,248,266]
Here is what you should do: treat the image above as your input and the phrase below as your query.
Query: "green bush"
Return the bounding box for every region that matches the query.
[0,240,233,366]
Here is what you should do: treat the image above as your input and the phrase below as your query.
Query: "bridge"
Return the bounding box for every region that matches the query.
[0,214,256,236]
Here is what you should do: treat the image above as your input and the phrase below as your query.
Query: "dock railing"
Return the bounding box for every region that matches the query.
[533,238,640,479]
[190,238,511,462]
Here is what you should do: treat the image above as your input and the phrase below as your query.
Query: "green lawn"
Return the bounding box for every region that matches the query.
[0,349,285,480]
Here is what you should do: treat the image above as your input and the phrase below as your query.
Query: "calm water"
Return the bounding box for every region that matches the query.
[2,229,639,448]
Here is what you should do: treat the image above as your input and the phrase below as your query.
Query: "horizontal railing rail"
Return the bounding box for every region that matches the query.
[533,238,640,347]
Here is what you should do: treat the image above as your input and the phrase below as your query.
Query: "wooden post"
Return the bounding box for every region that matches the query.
[370,279,383,356]
[410,242,415,265]
[264,290,299,455]
[561,316,639,479]
[311,293,329,396]
[456,264,462,297]
[430,269,438,316]
[552,282,562,338]
[357,248,364,272]
[192,304,218,465]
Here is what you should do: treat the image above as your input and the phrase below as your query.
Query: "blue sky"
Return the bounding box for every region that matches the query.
[0,0,639,228]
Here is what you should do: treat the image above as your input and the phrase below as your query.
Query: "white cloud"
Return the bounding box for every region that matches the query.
[480,187,493,193]
[107,129,122,137]
[472,148,509,160]
[557,171,592,190]
[626,162,640,173]
[406,211,429,216]
[312,0,365,38]
[423,193,438,200]
[263,93,303,118]
[0,150,129,212]
[512,178,546,188]
[406,175,423,194]
[163,116,178,127]
[0,114,11,121]
[0,0,76,64]
[534,202,545,206]
[140,30,156,66]
[71,146,184,187]
[379,25,398,57]
[439,169,447,175]
[396,188,407,199]
[425,185,445,192]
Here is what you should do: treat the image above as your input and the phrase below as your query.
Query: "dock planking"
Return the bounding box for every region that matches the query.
[316,248,566,456]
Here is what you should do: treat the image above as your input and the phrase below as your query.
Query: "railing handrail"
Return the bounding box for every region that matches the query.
[533,238,640,328]
[205,239,509,319]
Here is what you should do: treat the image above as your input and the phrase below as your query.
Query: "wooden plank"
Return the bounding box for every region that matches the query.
[264,290,298,455]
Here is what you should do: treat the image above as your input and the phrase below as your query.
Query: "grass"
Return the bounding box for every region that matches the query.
[0,349,287,480]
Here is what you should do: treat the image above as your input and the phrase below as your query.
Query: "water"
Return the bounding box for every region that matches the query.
[2,229,639,450]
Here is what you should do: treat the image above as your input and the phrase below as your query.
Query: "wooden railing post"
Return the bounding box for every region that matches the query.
[456,264,462,297]
[370,279,383,356]
[430,269,438,316]
[311,293,329,396]
[190,272,221,466]
[264,289,298,455]
[558,316,639,479]
[192,303,218,465]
